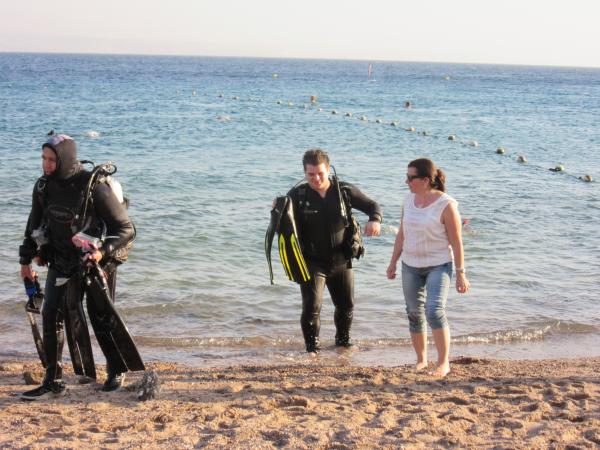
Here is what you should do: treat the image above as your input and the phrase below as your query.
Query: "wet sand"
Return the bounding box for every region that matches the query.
[0,357,599,449]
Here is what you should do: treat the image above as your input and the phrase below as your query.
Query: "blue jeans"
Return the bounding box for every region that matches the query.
[402,261,452,333]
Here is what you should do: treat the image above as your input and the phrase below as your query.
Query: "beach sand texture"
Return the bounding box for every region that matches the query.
[1,357,599,449]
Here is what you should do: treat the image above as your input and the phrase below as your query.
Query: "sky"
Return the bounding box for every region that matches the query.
[2,0,600,68]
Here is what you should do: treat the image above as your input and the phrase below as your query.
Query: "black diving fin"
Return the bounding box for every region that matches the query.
[85,262,145,373]
[23,277,46,367]
[265,196,310,284]
[63,276,96,380]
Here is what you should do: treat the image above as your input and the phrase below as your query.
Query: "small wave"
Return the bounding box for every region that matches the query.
[83,130,100,138]
[134,321,600,351]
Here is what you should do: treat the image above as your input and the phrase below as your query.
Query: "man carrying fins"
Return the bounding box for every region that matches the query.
[267,149,382,353]
[19,134,142,400]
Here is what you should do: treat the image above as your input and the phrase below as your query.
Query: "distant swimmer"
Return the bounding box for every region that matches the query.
[579,175,593,182]
[549,164,565,172]
[310,95,317,104]
[47,130,55,136]
[404,101,412,109]
[517,155,527,163]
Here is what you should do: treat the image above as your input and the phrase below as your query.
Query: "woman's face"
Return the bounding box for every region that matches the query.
[406,166,428,193]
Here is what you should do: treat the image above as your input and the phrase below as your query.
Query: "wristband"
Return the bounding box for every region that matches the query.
[455,267,466,274]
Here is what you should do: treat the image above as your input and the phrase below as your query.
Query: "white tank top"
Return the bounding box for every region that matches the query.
[400,192,457,268]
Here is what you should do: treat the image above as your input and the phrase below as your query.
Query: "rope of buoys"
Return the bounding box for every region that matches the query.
[208,91,595,183]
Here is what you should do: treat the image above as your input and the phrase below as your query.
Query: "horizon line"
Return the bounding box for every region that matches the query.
[2,50,599,71]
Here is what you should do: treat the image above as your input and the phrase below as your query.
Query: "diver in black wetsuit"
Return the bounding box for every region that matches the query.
[19,134,135,400]
[287,149,382,353]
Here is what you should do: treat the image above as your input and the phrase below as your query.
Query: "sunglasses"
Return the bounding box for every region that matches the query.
[406,174,423,181]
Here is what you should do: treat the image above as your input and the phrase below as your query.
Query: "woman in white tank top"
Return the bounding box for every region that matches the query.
[386,158,470,377]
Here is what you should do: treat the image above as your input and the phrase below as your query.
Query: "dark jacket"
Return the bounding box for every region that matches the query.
[19,137,134,274]
[288,180,382,266]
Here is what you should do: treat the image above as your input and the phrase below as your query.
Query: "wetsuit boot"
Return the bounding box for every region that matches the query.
[301,312,321,353]
[21,309,66,400]
[102,361,125,392]
[334,308,354,347]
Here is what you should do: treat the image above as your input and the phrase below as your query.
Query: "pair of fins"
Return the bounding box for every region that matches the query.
[265,196,310,284]
[24,268,144,378]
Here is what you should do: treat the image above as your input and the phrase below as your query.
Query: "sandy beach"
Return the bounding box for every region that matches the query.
[0,356,598,449]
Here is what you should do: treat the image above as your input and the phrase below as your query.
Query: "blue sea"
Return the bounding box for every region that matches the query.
[1,53,599,367]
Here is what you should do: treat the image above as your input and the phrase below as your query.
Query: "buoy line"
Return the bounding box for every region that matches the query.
[205,90,595,183]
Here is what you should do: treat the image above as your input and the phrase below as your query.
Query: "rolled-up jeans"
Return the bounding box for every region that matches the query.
[401,261,452,333]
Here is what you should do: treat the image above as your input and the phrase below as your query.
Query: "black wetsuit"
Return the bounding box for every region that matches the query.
[19,137,134,384]
[288,181,382,351]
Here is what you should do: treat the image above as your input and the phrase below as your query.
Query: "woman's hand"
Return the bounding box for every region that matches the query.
[386,262,397,280]
[456,273,470,293]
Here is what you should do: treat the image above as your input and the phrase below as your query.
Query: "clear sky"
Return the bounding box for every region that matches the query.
[2,0,599,68]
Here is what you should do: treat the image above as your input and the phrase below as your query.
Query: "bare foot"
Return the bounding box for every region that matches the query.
[429,363,450,378]
[415,361,428,372]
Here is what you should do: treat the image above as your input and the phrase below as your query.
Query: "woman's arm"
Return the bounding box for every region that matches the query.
[442,202,470,293]
[386,210,404,280]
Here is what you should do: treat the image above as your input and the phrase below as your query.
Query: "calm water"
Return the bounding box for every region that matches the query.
[1,53,599,367]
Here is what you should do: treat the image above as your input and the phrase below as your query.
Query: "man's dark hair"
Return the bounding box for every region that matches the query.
[303,148,330,170]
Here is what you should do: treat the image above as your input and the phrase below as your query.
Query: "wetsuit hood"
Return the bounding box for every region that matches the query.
[43,134,80,181]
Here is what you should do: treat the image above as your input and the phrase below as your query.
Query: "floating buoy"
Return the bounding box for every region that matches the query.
[517,155,527,163]
[448,135,457,141]
[496,147,505,154]
[345,112,352,117]
[405,127,415,132]
[444,75,451,80]
[310,95,317,104]
[549,164,565,172]
[331,109,338,115]
[192,90,197,96]
[391,121,398,127]
[470,140,479,147]
[360,115,368,121]
[288,102,293,107]
[375,118,383,124]
[579,175,593,182]
[272,73,278,78]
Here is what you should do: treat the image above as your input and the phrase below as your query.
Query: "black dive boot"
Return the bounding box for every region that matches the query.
[301,312,321,353]
[334,308,354,347]
[102,360,125,392]
[21,311,66,400]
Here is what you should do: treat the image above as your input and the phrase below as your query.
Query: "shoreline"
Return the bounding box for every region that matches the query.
[4,327,600,369]
[1,356,599,448]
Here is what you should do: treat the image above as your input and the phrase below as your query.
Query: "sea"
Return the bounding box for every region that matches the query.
[1,53,599,368]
